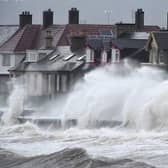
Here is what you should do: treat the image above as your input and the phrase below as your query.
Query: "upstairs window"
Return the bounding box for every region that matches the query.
[86,47,94,63]
[101,51,107,64]
[111,48,120,63]
[26,51,38,62]
[159,50,165,64]
[2,54,11,66]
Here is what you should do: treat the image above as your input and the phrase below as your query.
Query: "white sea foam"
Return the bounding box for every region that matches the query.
[1,79,25,125]
[59,61,168,130]
[1,61,168,167]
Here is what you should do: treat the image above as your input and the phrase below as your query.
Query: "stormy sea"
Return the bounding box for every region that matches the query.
[1,61,168,168]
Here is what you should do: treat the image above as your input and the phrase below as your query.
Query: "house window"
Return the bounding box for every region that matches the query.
[159,50,165,64]
[86,48,94,63]
[26,51,38,62]
[101,51,107,63]
[90,50,95,62]
[111,48,120,63]
[56,74,60,92]
[61,75,67,92]
[116,49,120,62]
[3,55,11,66]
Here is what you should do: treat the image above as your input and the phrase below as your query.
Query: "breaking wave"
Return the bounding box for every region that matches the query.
[50,61,168,131]
[0,148,155,168]
[2,60,168,132]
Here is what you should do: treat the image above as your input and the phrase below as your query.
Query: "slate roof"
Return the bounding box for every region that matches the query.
[57,24,114,46]
[87,38,103,50]
[143,25,160,32]
[0,25,18,46]
[0,24,160,52]
[0,25,65,52]
[153,31,168,50]
[10,47,85,73]
[119,32,149,40]
[35,25,65,49]
[0,25,40,52]
[103,40,111,51]
[112,39,146,49]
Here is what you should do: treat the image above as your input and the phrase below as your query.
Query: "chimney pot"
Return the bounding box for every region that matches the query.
[69,7,79,24]
[135,8,144,30]
[43,9,54,29]
[19,11,32,28]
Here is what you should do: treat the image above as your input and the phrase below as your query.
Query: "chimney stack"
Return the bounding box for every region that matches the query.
[43,9,53,29]
[45,30,53,49]
[70,34,86,52]
[69,8,79,24]
[19,11,32,28]
[135,9,144,30]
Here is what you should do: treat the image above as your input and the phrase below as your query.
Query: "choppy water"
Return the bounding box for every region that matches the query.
[0,147,155,168]
[1,62,168,167]
[0,123,167,168]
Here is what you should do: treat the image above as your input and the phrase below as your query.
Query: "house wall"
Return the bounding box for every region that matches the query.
[15,54,25,65]
[148,40,158,64]
[0,53,15,74]
[158,50,168,64]
[24,72,43,96]
[25,72,71,98]
[149,49,158,64]
[0,75,10,94]
[0,53,25,95]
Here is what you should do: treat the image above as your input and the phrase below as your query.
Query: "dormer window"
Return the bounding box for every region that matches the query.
[26,51,38,62]
[101,50,107,64]
[111,48,120,63]
[86,47,94,63]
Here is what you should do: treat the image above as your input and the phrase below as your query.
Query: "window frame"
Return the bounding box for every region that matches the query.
[2,54,11,66]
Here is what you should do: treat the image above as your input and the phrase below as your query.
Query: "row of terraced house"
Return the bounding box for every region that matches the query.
[0,7,168,105]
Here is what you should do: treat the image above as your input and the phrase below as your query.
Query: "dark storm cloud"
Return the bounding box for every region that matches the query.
[0,0,168,27]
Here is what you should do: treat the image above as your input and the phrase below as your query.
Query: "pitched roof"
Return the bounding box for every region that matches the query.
[35,25,65,49]
[0,25,65,52]
[58,24,114,46]
[119,32,149,40]
[15,25,41,52]
[0,24,160,52]
[143,25,160,32]
[87,38,103,50]
[153,31,168,49]
[0,25,41,52]
[0,25,18,46]
[112,39,146,49]
[10,46,85,73]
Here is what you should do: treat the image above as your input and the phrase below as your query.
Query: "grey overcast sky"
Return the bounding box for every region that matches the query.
[0,0,168,27]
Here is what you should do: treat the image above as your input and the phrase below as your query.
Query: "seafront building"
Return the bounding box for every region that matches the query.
[0,8,162,103]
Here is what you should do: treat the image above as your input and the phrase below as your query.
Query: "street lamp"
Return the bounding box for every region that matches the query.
[104,10,112,24]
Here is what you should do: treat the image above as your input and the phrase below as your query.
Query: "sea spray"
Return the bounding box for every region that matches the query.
[58,62,168,130]
[30,61,168,131]
[1,79,25,125]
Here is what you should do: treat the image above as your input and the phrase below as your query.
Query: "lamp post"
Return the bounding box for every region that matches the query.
[104,10,112,24]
